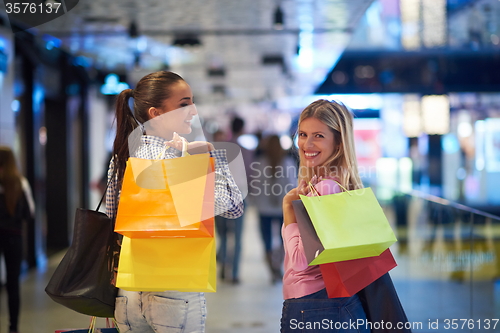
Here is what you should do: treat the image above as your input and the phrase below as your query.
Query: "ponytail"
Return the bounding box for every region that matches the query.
[112,88,137,179]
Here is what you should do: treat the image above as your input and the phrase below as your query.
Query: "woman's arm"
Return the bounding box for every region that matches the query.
[105,157,119,220]
[282,177,320,271]
[283,223,310,271]
[166,134,243,218]
[281,184,310,271]
[210,149,244,219]
[283,187,299,227]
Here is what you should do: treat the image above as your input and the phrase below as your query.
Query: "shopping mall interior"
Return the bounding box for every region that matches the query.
[1,0,500,332]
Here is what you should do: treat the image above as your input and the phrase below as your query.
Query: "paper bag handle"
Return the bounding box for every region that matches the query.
[332,179,351,195]
[181,138,189,157]
[307,182,321,197]
[307,179,352,198]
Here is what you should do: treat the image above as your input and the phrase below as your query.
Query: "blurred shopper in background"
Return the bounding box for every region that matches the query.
[250,134,296,284]
[0,146,35,333]
[215,116,252,284]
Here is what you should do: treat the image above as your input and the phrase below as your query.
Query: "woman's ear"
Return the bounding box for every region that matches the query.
[148,107,158,119]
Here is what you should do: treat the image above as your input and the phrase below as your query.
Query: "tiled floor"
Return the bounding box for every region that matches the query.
[1,205,499,333]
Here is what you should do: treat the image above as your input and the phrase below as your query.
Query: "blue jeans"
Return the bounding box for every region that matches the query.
[281,289,370,333]
[259,214,283,252]
[215,213,243,280]
[115,290,206,333]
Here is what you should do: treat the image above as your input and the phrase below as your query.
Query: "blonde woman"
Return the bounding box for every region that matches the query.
[280,100,369,332]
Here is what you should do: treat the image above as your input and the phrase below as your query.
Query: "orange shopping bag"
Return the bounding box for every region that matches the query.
[115,153,215,238]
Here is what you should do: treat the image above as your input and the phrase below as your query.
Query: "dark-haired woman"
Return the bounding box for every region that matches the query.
[106,71,243,333]
[0,146,34,333]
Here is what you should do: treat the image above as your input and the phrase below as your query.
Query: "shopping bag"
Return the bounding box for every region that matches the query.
[55,327,119,333]
[357,273,412,333]
[116,235,216,292]
[292,199,324,265]
[45,176,119,318]
[56,317,118,333]
[115,153,215,238]
[299,186,397,264]
[319,248,397,298]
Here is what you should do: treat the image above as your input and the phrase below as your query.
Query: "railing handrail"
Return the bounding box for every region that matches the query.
[404,189,500,221]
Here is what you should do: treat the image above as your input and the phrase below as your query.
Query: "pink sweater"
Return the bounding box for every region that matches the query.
[282,223,325,299]
[282,179,341,300]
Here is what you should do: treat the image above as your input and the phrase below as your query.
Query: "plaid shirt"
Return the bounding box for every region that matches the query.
[105,135,244,220]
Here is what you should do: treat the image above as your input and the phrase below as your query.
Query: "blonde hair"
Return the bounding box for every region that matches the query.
[297,100,363,190]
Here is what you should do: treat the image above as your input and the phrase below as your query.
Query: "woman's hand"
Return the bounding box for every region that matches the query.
[187,141,214,154]
[165,132,185,151]
[165,132,214,155]
[282,176,319,226]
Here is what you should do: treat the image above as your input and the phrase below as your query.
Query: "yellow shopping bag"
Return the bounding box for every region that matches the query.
[116,236,216,292]
[300,187,397,264]
[115,153,215,238]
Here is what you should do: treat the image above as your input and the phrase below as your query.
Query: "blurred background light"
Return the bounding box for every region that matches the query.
[11,99,20,113]
[280,134,293,150]
[475,120,485,171]
[237,134,259,151]
[402,98,421,138]
[442,133,460,154]
[422,95,449,135]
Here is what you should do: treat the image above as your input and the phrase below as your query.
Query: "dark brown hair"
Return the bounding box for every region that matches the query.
[263,134,286,178]
[0,146,22,216]
[112,71,185,178]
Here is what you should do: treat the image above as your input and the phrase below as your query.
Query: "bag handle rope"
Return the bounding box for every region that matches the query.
[87,316,120,333]
[307,179,352,199]
[332,179,351,195]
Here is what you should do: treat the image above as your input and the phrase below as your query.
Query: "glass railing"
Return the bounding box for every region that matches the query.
[375,188,500,332]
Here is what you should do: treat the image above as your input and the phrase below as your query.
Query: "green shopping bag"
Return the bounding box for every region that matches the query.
[299,186,397,265]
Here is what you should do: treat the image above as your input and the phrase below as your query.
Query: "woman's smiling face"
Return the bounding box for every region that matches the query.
[297,117,336,168]
[146,80,197,139]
